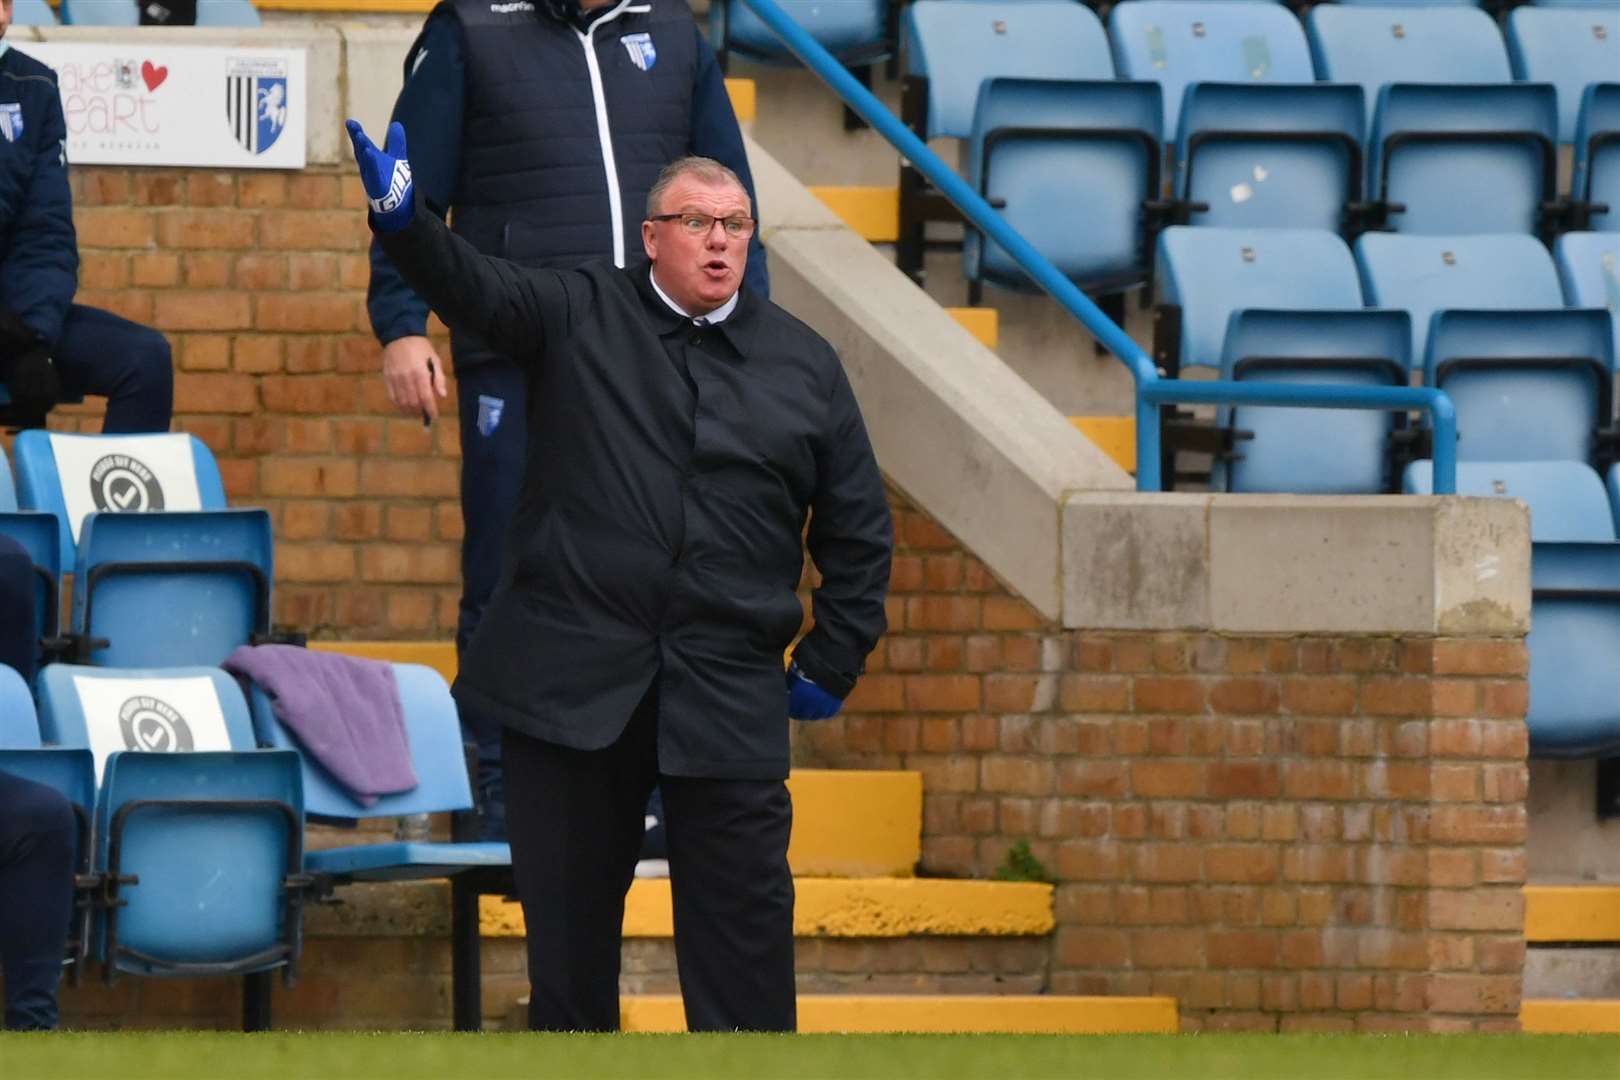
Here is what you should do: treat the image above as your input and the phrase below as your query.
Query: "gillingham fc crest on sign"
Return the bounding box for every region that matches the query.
[226,56,290,156]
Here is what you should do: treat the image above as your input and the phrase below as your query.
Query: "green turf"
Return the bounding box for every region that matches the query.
[3,1032,1618,1080]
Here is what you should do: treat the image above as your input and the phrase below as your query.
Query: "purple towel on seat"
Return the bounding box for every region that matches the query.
[224,644,418,806]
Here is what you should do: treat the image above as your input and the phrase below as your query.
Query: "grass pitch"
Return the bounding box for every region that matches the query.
[3,1032,1618,1080]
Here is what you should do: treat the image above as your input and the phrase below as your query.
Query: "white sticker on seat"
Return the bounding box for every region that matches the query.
[72,674,232,783]
[48,433,204,542]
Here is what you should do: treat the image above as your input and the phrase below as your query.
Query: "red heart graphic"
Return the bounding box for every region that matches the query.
[141,61,168,92]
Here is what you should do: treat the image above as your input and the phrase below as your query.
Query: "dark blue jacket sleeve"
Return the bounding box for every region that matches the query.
[0,69,78,347]
[367,12,466,345]
[688,27,769,300]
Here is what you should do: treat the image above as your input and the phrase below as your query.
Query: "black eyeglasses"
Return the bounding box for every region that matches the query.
[649,212,757,238]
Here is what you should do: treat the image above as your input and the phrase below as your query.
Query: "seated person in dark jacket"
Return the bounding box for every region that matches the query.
[348,120,893,1033]
[0,10,172,433]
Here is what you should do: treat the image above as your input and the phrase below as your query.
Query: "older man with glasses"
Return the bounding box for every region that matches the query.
[348,122,893,1034]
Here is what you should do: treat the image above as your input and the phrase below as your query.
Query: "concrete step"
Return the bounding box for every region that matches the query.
[1525,884,1620,943]
[617,994,1178,1034]
[481,877,1054,939]
[1520,999,1620,1034]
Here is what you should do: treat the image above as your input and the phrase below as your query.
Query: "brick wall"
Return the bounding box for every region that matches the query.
[797,491,1529,1034]
[27,163,463,639]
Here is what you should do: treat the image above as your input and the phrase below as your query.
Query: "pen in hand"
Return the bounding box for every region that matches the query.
[422,357,435,428]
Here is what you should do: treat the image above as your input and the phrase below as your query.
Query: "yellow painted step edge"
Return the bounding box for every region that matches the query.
[724,79,756,125]
[809,185,898,243]
[1520,999,1620,1034]
[309,640,459,687]
[786,769,921,878]
[255,0,434,10]
[1524,885,1620,943]
[483,877,1054,939]
[944,306,998,350]
[621,995,1178,1034]
[1069,416,1136,475]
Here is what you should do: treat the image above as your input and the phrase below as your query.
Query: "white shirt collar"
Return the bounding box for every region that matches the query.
[649,267,738,324]
[0,43,10,60]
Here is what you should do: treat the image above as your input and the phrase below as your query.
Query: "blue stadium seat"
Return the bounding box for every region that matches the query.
[1423,308,1614,464]
[1306,5,1512,129]
[13,431,230,570]
[195,0,262,27]
[1108,0,1316,140]
[1525,589,1620,757]
[1404,460,1615,541]
[1555,233,1620,368]
[72,509,274,669]
[903,0,1116,140]
[1369,83,1558,236]
[1155,226,1365,372]
[245,662,507,880]
[1174,82,1365,233]
[1506,7,1619,144]
[1571,83,1620,233]
[0,509,63,660]
[35,664,310,995]
[1354,232,1566,368]
[9,0,57,25]
[1215,309,1412,493]
[0,665,40,747]
[244,660,508,1029]
[965,77,1163,297]
[58,0,138,25]
[1533,0,1620,7]
[711,0,886,69]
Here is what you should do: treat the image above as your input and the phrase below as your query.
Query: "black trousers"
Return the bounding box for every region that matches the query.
[0,768,76,1030]
[502,683,796,1033]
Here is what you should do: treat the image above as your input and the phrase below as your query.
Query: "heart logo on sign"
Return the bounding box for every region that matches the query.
[141,61,168,92]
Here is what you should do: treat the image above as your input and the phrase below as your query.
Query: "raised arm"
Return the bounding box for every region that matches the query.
[347,120,576,362]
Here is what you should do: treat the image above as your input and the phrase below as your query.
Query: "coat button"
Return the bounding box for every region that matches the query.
[688,332,702,345]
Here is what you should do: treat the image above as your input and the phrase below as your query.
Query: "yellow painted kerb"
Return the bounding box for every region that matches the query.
[622,995,1178,1034]
[482,876,1054,938]
[1520,999,1620,1034]
[809,185,899,243]
[1523,885,1620,942]
[309,641,458,687]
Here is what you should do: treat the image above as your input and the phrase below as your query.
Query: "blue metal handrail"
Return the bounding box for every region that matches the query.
[736,0,1459,494]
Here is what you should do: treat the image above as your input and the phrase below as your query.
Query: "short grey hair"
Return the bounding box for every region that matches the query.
[645,156,748,218]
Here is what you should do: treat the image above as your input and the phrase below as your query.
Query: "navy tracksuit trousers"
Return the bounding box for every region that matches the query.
[53,304,173,434]
[0,769,75,1031]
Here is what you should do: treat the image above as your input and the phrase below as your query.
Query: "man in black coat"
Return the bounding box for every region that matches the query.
[348,120,892,1033]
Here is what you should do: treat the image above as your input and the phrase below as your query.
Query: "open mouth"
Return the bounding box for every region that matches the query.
[703,260,731,276]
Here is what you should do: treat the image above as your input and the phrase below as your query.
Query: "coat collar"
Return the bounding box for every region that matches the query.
[629,258,759,360]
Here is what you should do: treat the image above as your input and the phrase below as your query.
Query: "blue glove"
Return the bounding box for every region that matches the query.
[345,119,415,233]
[787,661,843,721]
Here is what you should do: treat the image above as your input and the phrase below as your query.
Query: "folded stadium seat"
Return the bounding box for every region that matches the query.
[12,430,230,571]
[1354,232,1566,370]
[58,0,138,25]
[1154,226,1366,374]
[1555,232,1620,372]
[1506,7,1619,145]
[71,509,275,669]
[9,0,58,25]
[1404,460,1616,542]
[1173,82,1365,234]
[194,0,262,27]
[1368,82,1559,238]
[0,509,63,669]
[963,76,1163,302]
[898,0,1122,283]
[1306,5,1513,130]
[1422,308,1615,464]
[1153,226,1368,486]
[1108,0,1318,142]
[710,0,888,70]
[1570,83,1620,232]
[36,664,311,1019]
[243,661,511,1030]
[1214,308,1412,493]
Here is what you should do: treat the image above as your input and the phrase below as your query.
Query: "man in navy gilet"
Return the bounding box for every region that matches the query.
[366,0,768,841]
